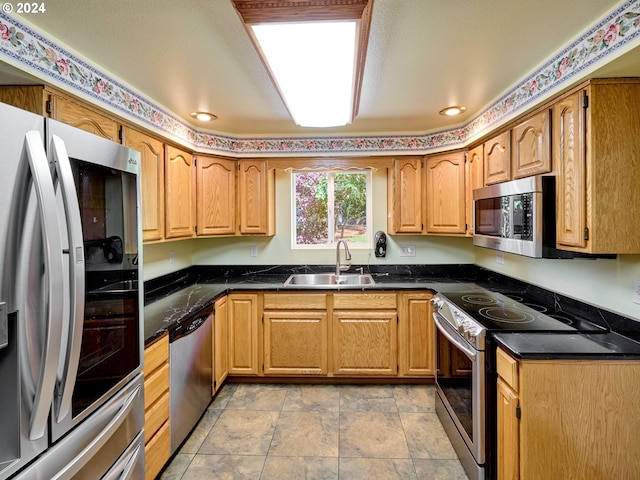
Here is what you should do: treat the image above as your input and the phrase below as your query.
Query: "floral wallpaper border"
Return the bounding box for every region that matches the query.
[1,1,640,157]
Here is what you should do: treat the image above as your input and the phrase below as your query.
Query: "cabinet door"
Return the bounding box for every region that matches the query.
[512,109,551,179]
[213,296,229,394]
[496,377,520,480]
[196,156,236,236]
[465,145,484,236]
[388,157,424,233]
[425,152,466,235]
[263,311,328,375]
[332,310,397,376]
[554,90,587,249]
[124,128,165,242]
[50,94,119,141]
[164,145,195,239]
[228,294,260,375]
[238,160,275,235]
[398,292,434,377]
[484,131,511,185]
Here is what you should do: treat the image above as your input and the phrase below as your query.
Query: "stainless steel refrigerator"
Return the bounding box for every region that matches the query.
[0,101,145,480]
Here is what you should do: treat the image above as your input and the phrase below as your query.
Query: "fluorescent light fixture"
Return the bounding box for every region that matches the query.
[252,21,357,128]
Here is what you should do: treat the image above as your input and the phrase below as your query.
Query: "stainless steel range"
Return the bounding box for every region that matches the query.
[431,290,606,480]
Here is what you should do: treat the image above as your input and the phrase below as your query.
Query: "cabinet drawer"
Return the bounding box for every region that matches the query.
[263,293,327,310]
[333,292,397,310]
[144,391,169,443]
[496,348,519,392]
[145,421,170,480]
[144,362,169,410]
[144,334,168,375]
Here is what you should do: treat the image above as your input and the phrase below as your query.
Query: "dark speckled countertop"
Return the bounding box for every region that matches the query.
[143,264,640,359]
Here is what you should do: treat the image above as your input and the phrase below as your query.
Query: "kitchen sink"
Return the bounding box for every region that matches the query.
[283,273,375,288]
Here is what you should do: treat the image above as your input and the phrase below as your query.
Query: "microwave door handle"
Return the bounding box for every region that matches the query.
[50,135,85,421]
[24,130,65,440]
[433,311,478,362]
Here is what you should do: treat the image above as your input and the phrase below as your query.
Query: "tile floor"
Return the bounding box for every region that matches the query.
[160,383,469,480]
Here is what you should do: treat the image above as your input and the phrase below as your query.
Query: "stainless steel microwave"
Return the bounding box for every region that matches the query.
[473,175,555,258]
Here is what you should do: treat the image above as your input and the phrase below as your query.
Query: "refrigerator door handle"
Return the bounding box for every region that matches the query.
[50,384,142,480]
[24,130,65,440]
[50,135,85,420]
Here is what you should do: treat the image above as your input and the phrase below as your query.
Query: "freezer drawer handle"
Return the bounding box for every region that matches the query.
[50,384,142,480]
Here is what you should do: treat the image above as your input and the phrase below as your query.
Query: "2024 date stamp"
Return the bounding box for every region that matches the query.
[2,2,46,13]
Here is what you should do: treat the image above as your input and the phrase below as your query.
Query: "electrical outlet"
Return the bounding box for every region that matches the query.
[169,250,175,264]
[496,251,505,265]
[633,280,640,305]
[399,245,416,257]
[250,246,258,257]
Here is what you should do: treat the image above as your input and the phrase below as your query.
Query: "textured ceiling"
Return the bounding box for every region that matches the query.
[8,0,638,136]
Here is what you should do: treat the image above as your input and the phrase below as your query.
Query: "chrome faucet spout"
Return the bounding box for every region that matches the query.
[336,240,351,277]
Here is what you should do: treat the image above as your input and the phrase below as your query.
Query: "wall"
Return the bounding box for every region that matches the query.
[475,248,640,321]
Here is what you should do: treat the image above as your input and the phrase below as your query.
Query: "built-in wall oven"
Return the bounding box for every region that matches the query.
[432,290,607,480]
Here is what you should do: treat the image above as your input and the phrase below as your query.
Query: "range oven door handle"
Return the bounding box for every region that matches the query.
[50,134,85,421]
[433,311,478,362]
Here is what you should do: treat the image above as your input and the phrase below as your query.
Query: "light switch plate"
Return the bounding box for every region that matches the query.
[399,245,416,257]
[250,246,258,257]
[633,280,640,305]
[496,251,505,265]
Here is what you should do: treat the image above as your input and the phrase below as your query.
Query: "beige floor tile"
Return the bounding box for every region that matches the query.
[338,457,417,480]
[198,410,279,456]
[209,383,238,410]
[400,412,458,459]
[178,408,222,454]
[339,384,398,412]
[282,384,341,412]
[182,454,265,480]
[159,453,194,480]
[269,411,339,457]
[414,458,469,480]
[226,384,287,411]
[261,456,339,480]
[339,411,410,458]
[393,384,436,413]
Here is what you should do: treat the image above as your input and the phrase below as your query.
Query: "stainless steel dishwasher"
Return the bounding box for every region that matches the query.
[169,306,213,453]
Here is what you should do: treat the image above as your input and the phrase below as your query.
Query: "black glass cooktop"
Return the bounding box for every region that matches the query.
[441,291,608,333]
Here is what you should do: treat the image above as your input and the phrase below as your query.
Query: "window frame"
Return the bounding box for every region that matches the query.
[290,168,373,250]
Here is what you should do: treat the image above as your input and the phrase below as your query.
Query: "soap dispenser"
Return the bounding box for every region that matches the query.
[374,231,387,257]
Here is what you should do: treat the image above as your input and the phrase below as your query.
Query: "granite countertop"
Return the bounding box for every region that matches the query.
[143,264,640,360]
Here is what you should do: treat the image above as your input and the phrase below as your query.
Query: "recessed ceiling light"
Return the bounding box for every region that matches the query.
[190,111,217,121]
[439,106,466,116]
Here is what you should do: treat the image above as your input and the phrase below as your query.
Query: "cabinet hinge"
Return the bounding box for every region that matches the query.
[516,404,521,419]
[262,314,264,324]
[213,380,217,389]
[583,227,589,241]
[118,127,123,142]
[195,225,198,234]
[582,93,589,109]
[464,152,468,163]
[194,158,197,167]
[45,100,52,115]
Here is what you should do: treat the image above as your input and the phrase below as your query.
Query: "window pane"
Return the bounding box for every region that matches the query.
[295,172,328,244]
[333,173,367,243]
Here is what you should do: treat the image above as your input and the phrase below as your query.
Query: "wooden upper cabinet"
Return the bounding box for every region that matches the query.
[465,145,484,236]
[50,94,120,142]
[123,128,165,242]
[553,91,586,249]
[164,145,195,239]
[512,109,551,179]
[238,159,275,235]
[553,80,640,254]
[484,131,511,185]
[196,155,236,236]
[425,151,466,235]
[387,157,424,234]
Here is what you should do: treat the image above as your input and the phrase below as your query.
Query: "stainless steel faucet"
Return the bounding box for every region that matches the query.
[336,239,352,277]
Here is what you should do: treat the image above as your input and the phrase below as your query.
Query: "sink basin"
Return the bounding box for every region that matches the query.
[283,273,375,288]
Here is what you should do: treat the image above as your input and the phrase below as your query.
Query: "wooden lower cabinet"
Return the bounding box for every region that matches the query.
[262,292,328,375]
[228,293,260,375]
[332,292,398,376]
[495,347,640,479]
[398,291,435,376]
[213,296,229,394]
[143,334,170,480]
